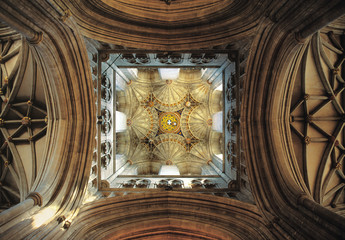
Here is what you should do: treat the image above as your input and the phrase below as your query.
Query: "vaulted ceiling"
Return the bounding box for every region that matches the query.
[290,20,345,213]
[0,0,345,239]
[117,67,222,175]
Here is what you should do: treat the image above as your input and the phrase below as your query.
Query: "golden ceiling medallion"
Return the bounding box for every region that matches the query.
[148,101,154,107]
[207,119,213,126]
[159,112,181,133]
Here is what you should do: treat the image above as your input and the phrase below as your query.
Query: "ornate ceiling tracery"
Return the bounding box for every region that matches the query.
[127,106,158,139]
[290,28,345,211]
[123,68,219,175]
[0,33,48,211]
[0,0,344,239]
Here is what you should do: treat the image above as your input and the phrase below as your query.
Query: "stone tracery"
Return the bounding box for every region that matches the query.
[290,28,345,210]
[0,33,48,210]
[0,1,344,239]
[121,68,218,175]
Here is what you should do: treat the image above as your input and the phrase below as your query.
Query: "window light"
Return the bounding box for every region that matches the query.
[116,111,127,132]
[159,165,180,175]
[158,68,180,80]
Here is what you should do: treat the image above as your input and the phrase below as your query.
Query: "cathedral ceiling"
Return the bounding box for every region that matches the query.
[0,32,48,211]
[290,20,345,213]
[54,0,267,49]
[93,49,234,194]
[118,68,222,175]
[0,1,345,239]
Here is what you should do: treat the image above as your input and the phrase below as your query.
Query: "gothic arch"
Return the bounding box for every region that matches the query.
[242,2,345,239]
[0,1,95,238]
[66,192,276,240]
[0,1,344,239]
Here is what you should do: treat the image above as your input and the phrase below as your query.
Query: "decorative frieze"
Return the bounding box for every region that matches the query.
[101,109,112,134]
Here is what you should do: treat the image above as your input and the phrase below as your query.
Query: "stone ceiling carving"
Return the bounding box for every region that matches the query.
[290,29,345,211]
[127,106,158,139]
[0,32,48,211]
[123,68,218,175]
[1,1,345,239]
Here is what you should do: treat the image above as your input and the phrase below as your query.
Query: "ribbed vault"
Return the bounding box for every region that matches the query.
[0,1,344,240]
[242,1,345,239]
[289,18,345,214]
[122,68,219,175]
[0,29,48,210]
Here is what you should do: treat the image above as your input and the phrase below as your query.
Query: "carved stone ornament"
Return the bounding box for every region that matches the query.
[27,31,43,45]
[101,141,112,154]
[101,87,112,102]
[101,121,111,134]
[26,192,43,206]
[101,75,111,89]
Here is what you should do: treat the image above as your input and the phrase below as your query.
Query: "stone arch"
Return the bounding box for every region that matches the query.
[66,192,275,240]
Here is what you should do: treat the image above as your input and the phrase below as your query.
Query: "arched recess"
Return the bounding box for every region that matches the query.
[54,0,269,50]
[0,30,51,210]
[242,1,345,239]
[65,192,277,240]
[0,0,344,239]
[0,0,95,239]
[289,25,345,213]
